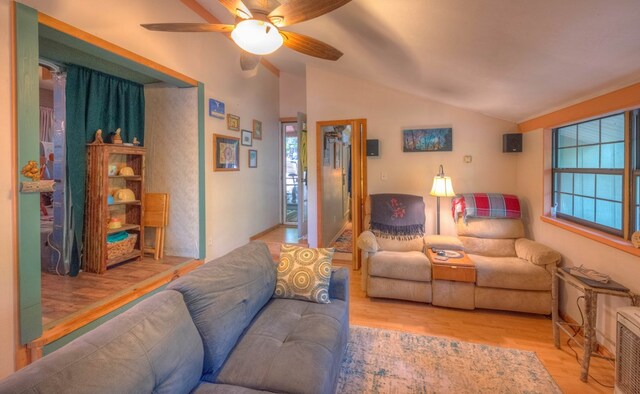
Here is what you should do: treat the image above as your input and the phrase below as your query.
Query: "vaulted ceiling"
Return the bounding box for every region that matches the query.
[197,0,640,123]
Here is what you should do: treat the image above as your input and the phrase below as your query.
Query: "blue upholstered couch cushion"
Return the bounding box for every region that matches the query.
[168,241,277,381]
[215,295,349,394]
[0,290,204,394]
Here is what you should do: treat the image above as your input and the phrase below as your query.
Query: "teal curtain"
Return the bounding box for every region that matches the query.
[66,65,145,276]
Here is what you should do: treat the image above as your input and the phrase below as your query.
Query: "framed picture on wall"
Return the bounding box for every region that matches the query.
[213,134,240,171]
[227,113,240,131]
[253,119,262,140]
[402,128,453,152]
[209,98,225,119]
[241,129,253,146]
[248,149,258,168]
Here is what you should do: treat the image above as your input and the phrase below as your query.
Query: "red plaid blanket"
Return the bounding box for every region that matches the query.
[452,193,521,221]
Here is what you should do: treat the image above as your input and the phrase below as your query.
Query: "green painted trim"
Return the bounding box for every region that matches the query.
[39,36,159,85]
[42,286,166,355]
[15,2,42,345]
[39,25,194,88]
[198,83,206,260]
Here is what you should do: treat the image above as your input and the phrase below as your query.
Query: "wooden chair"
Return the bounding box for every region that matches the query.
[144,193,169,260]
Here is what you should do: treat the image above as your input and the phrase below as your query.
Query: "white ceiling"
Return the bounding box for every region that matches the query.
[200,0,640,123]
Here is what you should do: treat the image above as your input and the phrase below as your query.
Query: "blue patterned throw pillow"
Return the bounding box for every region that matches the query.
[275,244,334,304]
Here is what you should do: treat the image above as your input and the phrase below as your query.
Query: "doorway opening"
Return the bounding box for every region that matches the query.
[316,119,367,269]
[13,4,205,362]
[278,113,308,241]
[282,121,299,225]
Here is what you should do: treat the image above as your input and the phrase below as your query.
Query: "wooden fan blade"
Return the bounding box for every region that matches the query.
[141,23,234,33]
[280,31,343,61]
[240,51,261,71]
[268,0,352,27]
[218,0,252,19]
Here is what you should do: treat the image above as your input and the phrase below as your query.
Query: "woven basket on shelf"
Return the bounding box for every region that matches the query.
[107,233,137,260]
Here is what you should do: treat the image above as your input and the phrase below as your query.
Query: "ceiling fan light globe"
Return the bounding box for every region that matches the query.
[231,19,283,55]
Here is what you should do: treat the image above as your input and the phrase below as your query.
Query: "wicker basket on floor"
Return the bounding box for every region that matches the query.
[107,233,137,261]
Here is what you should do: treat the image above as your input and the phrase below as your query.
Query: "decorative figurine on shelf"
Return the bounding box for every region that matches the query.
[21,160,40,181]
[92,129,104,144]
[132,137,140,146]
[111,128,123,144]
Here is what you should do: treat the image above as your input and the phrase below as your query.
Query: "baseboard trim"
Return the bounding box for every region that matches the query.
[250,224,281,241]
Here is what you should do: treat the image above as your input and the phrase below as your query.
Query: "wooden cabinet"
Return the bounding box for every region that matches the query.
[84,144,145,274]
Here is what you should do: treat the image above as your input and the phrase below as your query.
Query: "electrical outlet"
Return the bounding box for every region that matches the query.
[381,171,388,181]
[464,155,472,163]
[207,238,213,246]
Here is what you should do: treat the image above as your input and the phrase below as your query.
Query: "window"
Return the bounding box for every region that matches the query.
[552,112,640,237]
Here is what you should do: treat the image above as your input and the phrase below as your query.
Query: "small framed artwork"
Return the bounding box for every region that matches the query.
[227,113,240,131]
[241,129,253,146]
[209,98,225,119]
[253,119,262,140]
[248,149,258,168]
[402,127,453,152]
[213,134,240,171]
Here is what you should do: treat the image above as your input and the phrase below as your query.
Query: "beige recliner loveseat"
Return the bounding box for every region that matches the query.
[359,194,562,315]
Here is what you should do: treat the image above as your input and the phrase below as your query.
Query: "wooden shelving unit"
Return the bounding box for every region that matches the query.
[84,144,145,274]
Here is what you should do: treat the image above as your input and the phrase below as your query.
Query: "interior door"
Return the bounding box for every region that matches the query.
[297,112,308,239]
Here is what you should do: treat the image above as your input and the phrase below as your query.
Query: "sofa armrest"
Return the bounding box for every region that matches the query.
[329,267,350,301]
[424,235,464,251]
[515,238,561,266]
[357,230,379,253]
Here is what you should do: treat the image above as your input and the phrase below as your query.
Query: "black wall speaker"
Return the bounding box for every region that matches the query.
[503,133,523,153]
[366,139,379,156]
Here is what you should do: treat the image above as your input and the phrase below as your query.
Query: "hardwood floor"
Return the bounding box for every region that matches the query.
[339,260,614,394]
[255,228,614,393]
[41,255,191,326]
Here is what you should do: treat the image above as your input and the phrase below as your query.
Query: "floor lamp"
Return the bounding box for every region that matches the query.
[429,165,455,235]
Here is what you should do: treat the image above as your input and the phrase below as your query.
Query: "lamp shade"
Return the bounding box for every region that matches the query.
[231,19,284,55]
[430,176,455,197]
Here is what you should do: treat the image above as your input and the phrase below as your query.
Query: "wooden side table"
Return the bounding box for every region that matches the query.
[428,249,476,310]
[552,268,637,382]
[428,249,476,282]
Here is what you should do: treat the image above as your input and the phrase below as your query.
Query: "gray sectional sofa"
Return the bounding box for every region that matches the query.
[0,242,350,394]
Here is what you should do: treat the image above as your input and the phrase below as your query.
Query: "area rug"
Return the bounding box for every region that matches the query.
[331,227,353,253]
[337,326,562,394]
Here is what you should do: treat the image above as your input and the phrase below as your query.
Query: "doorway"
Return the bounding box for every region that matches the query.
[282,121,299,225]
[280,113,308,241]
[316,119,367,269]
[13,4,205,360]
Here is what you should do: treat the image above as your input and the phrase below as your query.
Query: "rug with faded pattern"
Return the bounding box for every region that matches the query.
[337,326,562,394]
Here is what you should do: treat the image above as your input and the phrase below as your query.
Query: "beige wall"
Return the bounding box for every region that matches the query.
[1,0,280,377]
[516,129,640,351]
[305,66,518,245]
[279,71,306,118]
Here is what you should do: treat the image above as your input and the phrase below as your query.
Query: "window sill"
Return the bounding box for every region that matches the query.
[540,215,640,257]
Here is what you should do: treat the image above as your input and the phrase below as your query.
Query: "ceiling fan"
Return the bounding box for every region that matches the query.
[141,0,351,71]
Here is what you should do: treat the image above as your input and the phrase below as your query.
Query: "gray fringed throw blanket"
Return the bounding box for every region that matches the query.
[370,194,425,240]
